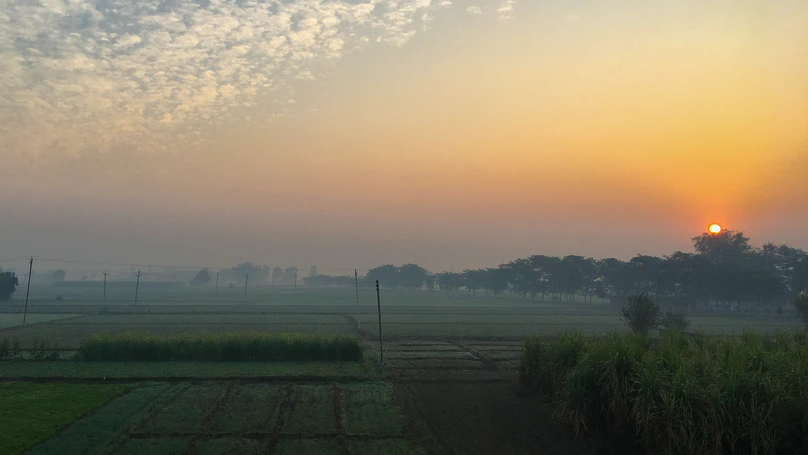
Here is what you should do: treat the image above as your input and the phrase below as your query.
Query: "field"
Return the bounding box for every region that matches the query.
[0,284,801,454]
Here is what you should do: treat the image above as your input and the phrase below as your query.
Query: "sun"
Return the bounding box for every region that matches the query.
[708,223,722,234]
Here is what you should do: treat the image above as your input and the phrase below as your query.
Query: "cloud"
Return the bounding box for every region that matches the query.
[466,6,483,15]
[0,0,447,163]
[497,0,516,19]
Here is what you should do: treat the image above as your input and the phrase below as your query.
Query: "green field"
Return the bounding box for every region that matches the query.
[0,382,132,455]
[1,287,799,349]
[0,361,371,380]
[12,381,420,455]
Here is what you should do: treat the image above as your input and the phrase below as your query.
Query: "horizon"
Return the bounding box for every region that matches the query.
[1,0,806,273]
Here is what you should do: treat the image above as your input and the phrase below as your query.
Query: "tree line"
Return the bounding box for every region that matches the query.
[308,231,808,311]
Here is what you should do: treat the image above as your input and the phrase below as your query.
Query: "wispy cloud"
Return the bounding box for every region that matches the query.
[466,6,483,15]
[0,0,449,162]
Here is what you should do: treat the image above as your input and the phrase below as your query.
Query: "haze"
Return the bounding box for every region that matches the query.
[1,0,806,273]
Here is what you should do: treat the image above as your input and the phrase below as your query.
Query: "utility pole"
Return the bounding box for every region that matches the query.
[294,272,298,290]
[215,272,219,295]
[244,273,249,297]
[376,280,383,366]
[355,269,361,331]
[134,269,142,313]
[22,257,33,326]
[103,271,108,305]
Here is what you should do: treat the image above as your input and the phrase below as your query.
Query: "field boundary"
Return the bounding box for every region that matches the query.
[0,375,371,383]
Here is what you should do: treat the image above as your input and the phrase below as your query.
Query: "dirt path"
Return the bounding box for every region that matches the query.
[382,338,598,455]
[394,382,592,455]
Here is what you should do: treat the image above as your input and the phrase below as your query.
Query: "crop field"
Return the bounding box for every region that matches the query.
[0,287,798,350]
[20,381,420,455]
[2,285,802,454]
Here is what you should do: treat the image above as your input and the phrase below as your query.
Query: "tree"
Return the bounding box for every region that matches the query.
[272,267,283,285]
[284,267,298,283]
[620,294,661,335]
[398,264,428,289]
[309,265,318,278]
[51,269,66,284]
[190,269,211,286]
[794,293,808,328]
[0,268,19,302]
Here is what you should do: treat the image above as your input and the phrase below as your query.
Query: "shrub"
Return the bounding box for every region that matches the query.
[659,308,691,332]
[520,329,808,455]
[30,337,61,361]
[794,292,808,328]
[78,332,363,362]
[0,337,9,359]
[620,294,660,335]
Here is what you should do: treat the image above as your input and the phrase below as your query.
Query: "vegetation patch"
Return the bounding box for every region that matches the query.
[0,361,369,380]
[349,439,422,455]
[25,384,171,455]
[282,385,337,435]
[341,382,405,436]
[520,330,808,454]
[78,332,363,361]
[276,439,341,455]
[204,384,284,433]
[132,383,227,434]
[0,382,131,455]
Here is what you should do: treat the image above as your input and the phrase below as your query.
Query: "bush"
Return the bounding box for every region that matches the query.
[31,337,61,361]
[620,294,660,335]
[78,332,363,362]
[520,330,808,455]
[0,336,22,359]
[795,292,808,328]
[659,308,691,331]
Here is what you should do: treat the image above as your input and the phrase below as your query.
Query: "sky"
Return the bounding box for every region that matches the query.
[1,0,806,274]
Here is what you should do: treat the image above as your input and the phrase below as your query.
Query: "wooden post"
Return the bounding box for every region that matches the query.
[215,272,219,295]
[244,273,249,297]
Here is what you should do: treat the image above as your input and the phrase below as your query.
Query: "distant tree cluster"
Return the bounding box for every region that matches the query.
[303,275,356,287]
[365,264,430,290]
[366,231,808,311]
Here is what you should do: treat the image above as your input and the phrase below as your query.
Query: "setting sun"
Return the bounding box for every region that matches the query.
[709,224,723,234]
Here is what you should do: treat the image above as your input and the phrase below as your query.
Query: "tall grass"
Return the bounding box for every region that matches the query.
[520,330,808,455]
[78,332,363,362]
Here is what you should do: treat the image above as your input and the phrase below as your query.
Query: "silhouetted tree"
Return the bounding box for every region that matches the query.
[190,269,211,286]
[0,268,19,302]
[51,269,66,284]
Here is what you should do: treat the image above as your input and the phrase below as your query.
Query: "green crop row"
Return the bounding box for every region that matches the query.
[0,336,62,361]
[78,332,363,362]
[519,330,808,455]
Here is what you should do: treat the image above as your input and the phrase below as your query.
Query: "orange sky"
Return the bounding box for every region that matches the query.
[1,0,806,272]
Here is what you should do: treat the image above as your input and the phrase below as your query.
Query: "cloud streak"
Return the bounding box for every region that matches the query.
[0,0,454,163]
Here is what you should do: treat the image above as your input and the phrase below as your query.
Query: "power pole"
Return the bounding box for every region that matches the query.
[244,273,249,297]
[215,272,219,295]
[354,269,360,305]
[22,257,33,326]
[134,269,142,313]
[103,271,108,305]
[294,272,298,290]
[376,280,383,366]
